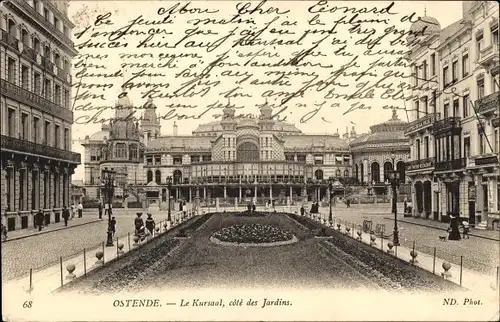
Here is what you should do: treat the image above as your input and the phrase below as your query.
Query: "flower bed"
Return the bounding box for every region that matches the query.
[211,224,295,244]
[286,213,320,231]
[184,213,213,231]
[234,211,268,217]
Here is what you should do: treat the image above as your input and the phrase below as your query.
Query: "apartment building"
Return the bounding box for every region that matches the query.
[0,0,80,231]
[405,1,499,230]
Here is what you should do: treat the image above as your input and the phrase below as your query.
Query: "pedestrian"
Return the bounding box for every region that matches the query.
[98,203,103,219]
[77,202,83,218]
[462,223,470,239]
[35,209,44,231]
[448,213,461,241]
[252,203,256,212]
[70,203,76,219]
[300,205,305,216]
[134,212,145,237]
[346,198,351,208]
[62,206,70,227]
[145,213,155,236]
[1,224,7,241]
[404,200,408,214]
[110,216,117,237]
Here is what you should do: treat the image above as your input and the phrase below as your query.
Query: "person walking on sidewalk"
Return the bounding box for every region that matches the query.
[98,203,103,219]
[70,204,76,219]
[145,213,155,237]
[1,224,7,241]
[462,222,470,239]
[62,206,70,227]
[35,209,44,231]
[77,202,83,218]
[110,216,117,237]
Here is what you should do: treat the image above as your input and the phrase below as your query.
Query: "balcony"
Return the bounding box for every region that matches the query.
[404,113,440,135]
[406,157,436,171]
[0,79,73,123]
[0,30,20,51]
[435,158,466,172]
[432,117,461,136]
[478,43,499,67]
[0,135,81,164]
[476,91,499,114]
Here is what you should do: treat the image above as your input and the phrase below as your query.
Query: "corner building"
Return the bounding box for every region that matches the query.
[0,0,79,231]
[405,1,499,229]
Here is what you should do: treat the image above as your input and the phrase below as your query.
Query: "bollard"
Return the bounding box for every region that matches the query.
[336,223,341,231]
[132,236,140,247]
[83,248,87,276]
[441,262,452,279]
[117,243,124,256]
[409,250,418,265]
[66,264,76,280]
[128,232,131,251]
[386,242,394,254]
[370,234,377,246]
[95,251,104,266]
[59,257,63,287]
[356,230,362,241]
[432,247,436,274]
[459,256,463,286]
[345,226,351,236]
[116,238,119,257]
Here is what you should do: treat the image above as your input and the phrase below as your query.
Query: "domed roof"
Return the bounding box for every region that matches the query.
[349,110,409,147]
[410,16,441,35]
[89,130,109,141]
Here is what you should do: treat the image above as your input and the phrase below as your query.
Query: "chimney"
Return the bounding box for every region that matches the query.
[173,121,178,136]
[342,126,349,139]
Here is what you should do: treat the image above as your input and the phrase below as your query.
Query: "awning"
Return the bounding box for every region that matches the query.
[314,156,323,160]
[335,157,343,162]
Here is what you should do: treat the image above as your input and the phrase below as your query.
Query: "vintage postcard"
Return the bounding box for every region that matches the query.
[1,0,499,321]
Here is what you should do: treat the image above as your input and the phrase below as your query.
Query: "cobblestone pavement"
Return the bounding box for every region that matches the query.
[331,209,500,275]
[1,209,174,281]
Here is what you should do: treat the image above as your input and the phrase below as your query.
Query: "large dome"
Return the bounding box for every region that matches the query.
[349,110,409,148]
[410,16,441,35]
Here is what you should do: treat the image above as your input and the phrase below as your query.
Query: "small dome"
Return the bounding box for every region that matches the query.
[89,130,109,141]
[410,16,441,35]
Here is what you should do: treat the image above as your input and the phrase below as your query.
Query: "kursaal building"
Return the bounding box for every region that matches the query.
[81,88,411,213]
[0,0,80,231]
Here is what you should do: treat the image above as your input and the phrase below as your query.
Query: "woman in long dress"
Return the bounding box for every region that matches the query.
[448,214,461,240]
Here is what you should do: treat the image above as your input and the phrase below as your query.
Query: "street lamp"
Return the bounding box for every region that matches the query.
[328,176,334,223]
[390,152,400,246]
[166,176,172,223]
[102,167,116,247]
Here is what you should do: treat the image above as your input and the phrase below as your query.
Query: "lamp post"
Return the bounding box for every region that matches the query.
[102,167,116,247]
[166,176,172,223]
[328,177,334,224]
[391,152,400,246]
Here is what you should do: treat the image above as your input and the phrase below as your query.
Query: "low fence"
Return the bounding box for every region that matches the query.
[303,212,500,291]
[6,209,197,295]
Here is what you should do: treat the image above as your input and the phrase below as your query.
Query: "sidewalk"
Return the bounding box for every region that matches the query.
[2,217,103,242]
[385,216,500,241]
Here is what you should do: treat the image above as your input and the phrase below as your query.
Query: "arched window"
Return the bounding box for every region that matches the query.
[355,164,359,181]
[383,161,393,182]
[8,19,16,37]
[335,169,341,177]
[314,169,323,180]
[236,142,259,161]
[33,37,41,53]
[371,162,380,183]
[63,59,69,72]
[360,163,364,184]
[147,170,153,183]
[173,170,182,185]
[44,45,50,59]
[344,169,349,177]
[114,143,127,159]
[21,28,29,45]
[54,52,60,68]
[155,170,161,184]
[397,161,406,183]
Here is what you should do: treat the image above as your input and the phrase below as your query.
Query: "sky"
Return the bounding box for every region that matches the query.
[68,0,465,180]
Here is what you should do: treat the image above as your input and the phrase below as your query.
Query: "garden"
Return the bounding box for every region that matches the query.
[211,223,295,244]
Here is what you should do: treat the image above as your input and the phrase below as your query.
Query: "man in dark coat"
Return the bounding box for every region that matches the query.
[35,209,44,231]
[300,205,305,216]
[110,216,117,237]
[134,212,145,237]
[247,203,252,212]
[62,206,70,227]
[252,203,256,212]
[448,213,461,241]
[145,213,155,236]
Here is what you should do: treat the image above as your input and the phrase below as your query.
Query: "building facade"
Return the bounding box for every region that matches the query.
[405,1,499,229]
[81,87,410,210]
[0,0,80,231]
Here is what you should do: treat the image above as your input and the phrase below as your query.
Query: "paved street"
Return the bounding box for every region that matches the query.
[328,206,500,275]
[1,208,184,281]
